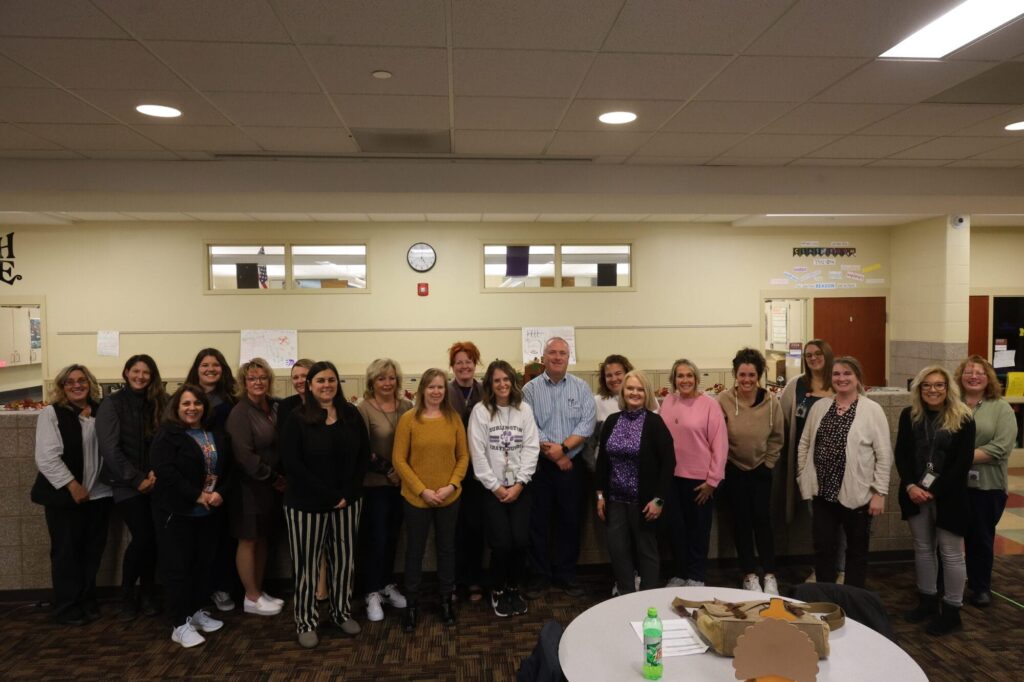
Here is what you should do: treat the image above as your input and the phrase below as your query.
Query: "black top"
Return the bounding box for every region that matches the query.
[280,402,371,512]
[813,400,858,502]
[276,394,304,444]
[894,407,975,536]
[595,409,675,517]
[97,387,154,493]
[30,400,99,508]
[150,424,231,517]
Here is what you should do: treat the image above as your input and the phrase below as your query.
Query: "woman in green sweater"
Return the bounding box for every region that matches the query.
[391,368,469,632]
[955,355,1018,608]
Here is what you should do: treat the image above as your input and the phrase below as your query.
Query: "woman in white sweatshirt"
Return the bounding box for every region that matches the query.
[468,359,540,618]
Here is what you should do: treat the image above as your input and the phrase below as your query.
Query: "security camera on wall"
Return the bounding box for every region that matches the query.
[948,214,969,230]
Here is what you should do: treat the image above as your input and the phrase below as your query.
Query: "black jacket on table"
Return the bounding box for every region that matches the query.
[894,407,975,537]
[150,424,231,518]
[280,402,371,513]
[595,409,675,517]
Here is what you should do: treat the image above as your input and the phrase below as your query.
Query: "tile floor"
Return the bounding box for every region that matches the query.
[995,466,1024,556]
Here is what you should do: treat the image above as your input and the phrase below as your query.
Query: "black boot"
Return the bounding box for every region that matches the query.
[926,602,962,636]
[440,594,456,627]
[903,593,939,624]
[402,603,418,633]
[118,587,139,622]
[140,588,162,617]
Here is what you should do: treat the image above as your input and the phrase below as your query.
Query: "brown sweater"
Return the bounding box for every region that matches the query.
[717,388,784,471]
[391,410,469,508]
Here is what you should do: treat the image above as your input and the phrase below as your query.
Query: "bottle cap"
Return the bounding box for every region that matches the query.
[647,607,657,617]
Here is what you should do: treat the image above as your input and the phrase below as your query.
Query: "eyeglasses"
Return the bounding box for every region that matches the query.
[63,379,89,387]
[921,382,947,391]
[246,376,268,384]
[961,371,987,377]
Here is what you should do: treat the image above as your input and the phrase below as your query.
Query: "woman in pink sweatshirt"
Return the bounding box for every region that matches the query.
[660,359,728,588]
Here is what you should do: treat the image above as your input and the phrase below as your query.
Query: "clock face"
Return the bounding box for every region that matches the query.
[407,242,436,272]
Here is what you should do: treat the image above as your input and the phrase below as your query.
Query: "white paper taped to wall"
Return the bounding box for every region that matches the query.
[993,349,1016,369]
[240,329,298,369]
[522,326,576,364]
[96,330,119,357]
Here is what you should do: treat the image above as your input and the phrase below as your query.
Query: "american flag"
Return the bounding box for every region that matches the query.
[257,246,268,288]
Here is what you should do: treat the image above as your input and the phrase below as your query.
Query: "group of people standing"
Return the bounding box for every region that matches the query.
[30,336,1016,648]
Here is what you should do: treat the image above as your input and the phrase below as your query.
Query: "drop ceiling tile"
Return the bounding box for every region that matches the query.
[948,17,1024,61]
[763,103,906,134]
[250,213,313,222]
[134,125,262,152]
[0,0,128,38]
[643,214,705,221]
[971,140,1024,160]
[954,106,1024,136]
[636,132,746,157]
[453,130,551,155]
[121,212,198,221]
[241,127,360,154]
[204,92,340,127]
[452,0,621,50]
[308,213,371,221]
[790,158,873,166]
[708,157,792,166]
[605,0,791,54]
[305,46,448,95]
[807,135,933,158]
[75,90,233,126]
[331,94,449,129]
[149,41,319,93]
[889,136,1012,159]
[454,97,567,131]
[0,211,70,225]
[0,88,114,124]
[627,157,713,165]
[0,124,62,150]
[747,0,963,57]
[815,60,994,104]
[868,159,953,167]
[546,131,650,156]
[482,214,539,222]
[537,214,595,222]
[0,149,82,159]
[425,213,484,222]
[92,0,290,42]
[857,104,1013,136]
[0,55,52,88]
[275,0,446,47]
[578,53,730,100]
[60,211,135,221]
[559,100,683,132]
[697,56,865,102]
[368,213,427,222]
[455,49,593,98]
[185,212,258,221]
[83,149,181,160]
[19,123,161,150]
[589,214,650,222]
[946,159,1023,168]
[665,101,796,133]
[0,38,187,90]
[720,134,838,158]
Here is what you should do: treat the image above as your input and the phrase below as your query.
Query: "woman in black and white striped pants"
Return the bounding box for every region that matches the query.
[280,361,370,648]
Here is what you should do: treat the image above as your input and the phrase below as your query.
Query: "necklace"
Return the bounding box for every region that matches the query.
[370,397,399,430]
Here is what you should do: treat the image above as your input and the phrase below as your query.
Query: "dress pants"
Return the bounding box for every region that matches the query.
[528,457,584,583]
[811,497,872,588]
[965,488,1007,594]
[481,486,532,590]
[154,511,218,627]
[667,476,715,582]
[117,494,158,592]
[722,463,775,575]
[606,500,660,594]
[44,498,112,618]
[357,485,404,595]
[403,499,460,600]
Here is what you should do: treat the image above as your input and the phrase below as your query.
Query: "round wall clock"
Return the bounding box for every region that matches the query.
[406,242,437,272]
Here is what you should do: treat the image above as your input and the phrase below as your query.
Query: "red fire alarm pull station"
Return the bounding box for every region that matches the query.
[418,282,429,296]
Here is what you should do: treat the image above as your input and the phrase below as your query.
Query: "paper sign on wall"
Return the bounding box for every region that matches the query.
[240,329,298,369]
[97,330,119,357]
[522,326,576,364]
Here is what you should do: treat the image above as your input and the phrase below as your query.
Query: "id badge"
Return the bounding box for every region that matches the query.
[919,471,936,490]
[795,402,808,420]
[968,469,980,482]
[204,473,217,493]
[503,465,515,487]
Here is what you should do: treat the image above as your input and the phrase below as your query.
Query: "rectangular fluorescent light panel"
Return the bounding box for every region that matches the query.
[880,0,1024,59]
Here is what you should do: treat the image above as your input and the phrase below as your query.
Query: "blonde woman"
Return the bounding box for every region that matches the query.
[897,366,974,636]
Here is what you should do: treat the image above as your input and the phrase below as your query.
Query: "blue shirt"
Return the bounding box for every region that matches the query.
[523,371,596,458]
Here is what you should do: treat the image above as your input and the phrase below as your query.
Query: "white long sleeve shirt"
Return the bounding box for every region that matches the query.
[35,405,112,500]
[468,401,540,491]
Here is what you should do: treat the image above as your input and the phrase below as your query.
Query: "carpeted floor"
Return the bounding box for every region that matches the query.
[1,557,1021,681]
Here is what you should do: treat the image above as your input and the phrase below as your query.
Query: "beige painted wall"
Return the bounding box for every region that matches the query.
[970,226,1024,292]
[11,221,892,381]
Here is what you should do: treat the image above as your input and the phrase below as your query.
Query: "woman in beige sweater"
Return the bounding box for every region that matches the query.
[717,348,785,595]
[391,368,469,632]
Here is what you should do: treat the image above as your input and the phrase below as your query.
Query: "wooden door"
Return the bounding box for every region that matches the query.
[968,295,989,358]
[814,297,887,386]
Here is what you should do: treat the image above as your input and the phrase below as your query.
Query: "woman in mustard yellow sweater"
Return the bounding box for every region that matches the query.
[391,368,469,632]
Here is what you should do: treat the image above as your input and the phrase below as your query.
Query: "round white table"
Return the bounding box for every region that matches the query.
[558,586,928,681]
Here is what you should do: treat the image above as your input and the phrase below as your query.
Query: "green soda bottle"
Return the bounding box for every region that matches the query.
[642,606,663,680]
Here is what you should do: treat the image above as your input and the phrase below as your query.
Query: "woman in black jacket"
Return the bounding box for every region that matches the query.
[97,353,167,620]
[595,370,675,594]
[31,364,113,625]
[896,365,974,636]
[280,361,371,648]
[151,384,231,649]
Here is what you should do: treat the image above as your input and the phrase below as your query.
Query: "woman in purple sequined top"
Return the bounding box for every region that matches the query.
[595,370,675,594]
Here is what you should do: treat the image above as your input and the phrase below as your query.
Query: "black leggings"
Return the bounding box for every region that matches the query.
[722,462,775,574]
[117,494,158,591]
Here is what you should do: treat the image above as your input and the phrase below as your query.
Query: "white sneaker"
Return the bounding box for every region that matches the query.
[191,609,224,633]
[171,618,206,648]
[763,574,780,596]
[742,574,762,592]
[634,573,641,591]
[381,583,407,608]
[666,577,687,588]
[684,579,705,587]
[805,569,817,583]
[836,571,846,585]
[243,595,282,616]
[611,582,619,597]
[261,592,285,606]
[211,591,235,612]
[366,592,384,622]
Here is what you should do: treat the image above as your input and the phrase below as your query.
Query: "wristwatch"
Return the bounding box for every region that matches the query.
[653,497,664,507]
[562,440,571,454]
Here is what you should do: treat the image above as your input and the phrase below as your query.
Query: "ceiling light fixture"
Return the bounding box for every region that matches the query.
[371,70,393,80]
[598,111,637,125]
[879,0,1024,59]
[136,104,181,118]
[1005,120,1024,131]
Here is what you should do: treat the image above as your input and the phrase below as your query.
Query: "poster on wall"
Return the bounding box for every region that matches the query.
[240,329,298,369]
[97,330,119,357]
[522,326,576,364]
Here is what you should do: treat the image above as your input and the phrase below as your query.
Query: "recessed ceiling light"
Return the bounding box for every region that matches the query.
[879,0,1024,59]
[136,104,181,118]
[1006,120,1024,131]
[371,70,393,80]
[598,111,637,125]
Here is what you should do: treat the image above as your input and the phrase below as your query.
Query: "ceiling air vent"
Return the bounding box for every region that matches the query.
[349,128,451,154]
